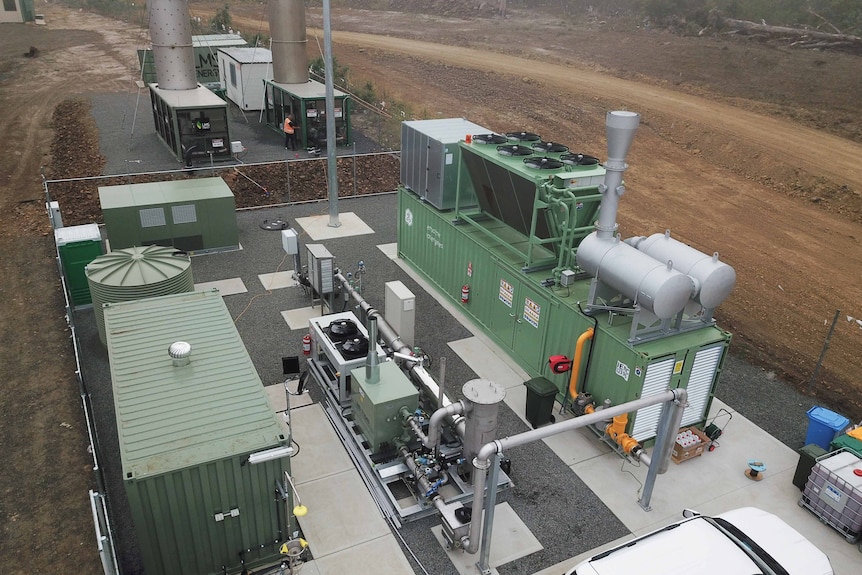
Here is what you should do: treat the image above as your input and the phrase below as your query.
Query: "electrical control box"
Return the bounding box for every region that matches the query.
[307,244,334,295]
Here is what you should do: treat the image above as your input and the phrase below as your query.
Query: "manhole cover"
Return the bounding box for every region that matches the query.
[260,219,289,231]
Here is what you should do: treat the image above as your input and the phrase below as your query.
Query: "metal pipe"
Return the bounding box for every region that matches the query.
[148,0,197,91]
[596,111,640,239]
[461,389,683,553]
[365,316,379,383]
[268,0,309,84]
[323,0,340,228]
[567,327,595,400]
[426,401,466,450]
[398,445,449,516]
[639,389,687,510]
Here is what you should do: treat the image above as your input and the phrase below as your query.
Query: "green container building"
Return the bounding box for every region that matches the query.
[397,119,734,442]
[54,223,103,306]
[104,290,292,575]
[263,79,352,149]
[98,177,239,253]
[148,85,232,165]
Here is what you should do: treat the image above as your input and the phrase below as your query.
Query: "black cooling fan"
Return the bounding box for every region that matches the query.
[496,144,534,157]
[532,141,569,153]
[524,156,564,170]
[505,131,541,142]
[472,133,508,145]
[560,153,600,167]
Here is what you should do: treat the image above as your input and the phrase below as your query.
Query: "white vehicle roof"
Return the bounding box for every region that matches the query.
[570,507,832,575]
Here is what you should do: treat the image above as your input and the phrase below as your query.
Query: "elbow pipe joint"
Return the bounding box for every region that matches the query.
[425,400,466,450]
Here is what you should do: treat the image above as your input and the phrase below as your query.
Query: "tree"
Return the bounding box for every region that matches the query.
[210,4,231,33]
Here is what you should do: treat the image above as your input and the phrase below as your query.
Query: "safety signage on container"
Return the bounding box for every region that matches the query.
[523,297,541,328]
[499,279,514,308]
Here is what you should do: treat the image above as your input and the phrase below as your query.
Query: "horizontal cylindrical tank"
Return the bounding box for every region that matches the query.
[577,232,694,319]
[627,231,736,309]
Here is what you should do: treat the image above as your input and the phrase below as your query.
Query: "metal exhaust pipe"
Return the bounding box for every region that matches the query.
[596,111,640,239]
[148,0,197,91]
[365,316,379,384]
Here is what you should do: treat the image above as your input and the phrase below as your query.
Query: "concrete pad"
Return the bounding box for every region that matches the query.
[264,381,313,413]
[295,470,391,557]
[288,404,354,483]
[571,406,801,533]
[431,502,543,575]
[282,307,322,330]
[295,212,374,240]
[377,242,398,259]
[259,271,298,290]
[541,425,614,466]
[312,535,414,575]
[448,336,529,389]
[194,277,247,296]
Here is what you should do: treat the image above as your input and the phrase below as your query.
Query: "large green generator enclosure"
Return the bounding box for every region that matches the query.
[105,290,292,575]
[397,114,735,442]
[99,177,239,253]
[54,223,103,306]
[149,85,232,165]
[263,79,352,149]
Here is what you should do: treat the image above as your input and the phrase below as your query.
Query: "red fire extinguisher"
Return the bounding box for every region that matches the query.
[461,284,470,304]
[302,334,312,355]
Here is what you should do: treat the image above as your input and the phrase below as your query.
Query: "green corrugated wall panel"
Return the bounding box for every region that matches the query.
[99,178,238,251]
[398,187,731,438]
[107,290,290,575]
[127,455,287,575]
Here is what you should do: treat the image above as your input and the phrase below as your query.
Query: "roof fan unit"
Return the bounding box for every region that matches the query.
[472,133,508,145]
[505,131,541,143]
[523,156,564,170]
[496,144,534,157]
[560,153,600,167]
[532,141,569,153]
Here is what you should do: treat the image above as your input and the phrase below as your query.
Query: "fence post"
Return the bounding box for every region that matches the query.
[809,309,840,392]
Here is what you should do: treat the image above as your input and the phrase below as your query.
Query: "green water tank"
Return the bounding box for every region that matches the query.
[55,223,103,307]
[86,245,194,346]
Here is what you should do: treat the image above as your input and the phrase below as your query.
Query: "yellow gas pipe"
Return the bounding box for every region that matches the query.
[567,327,595,412]
[606,413,640,454]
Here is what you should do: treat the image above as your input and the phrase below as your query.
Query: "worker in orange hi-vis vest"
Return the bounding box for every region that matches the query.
[283,115,296,150]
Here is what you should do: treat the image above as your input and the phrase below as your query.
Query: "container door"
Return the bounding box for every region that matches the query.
[489,265,518,348]
[631,356,675,441]
[512,284,548,371]
[680,345,723,427]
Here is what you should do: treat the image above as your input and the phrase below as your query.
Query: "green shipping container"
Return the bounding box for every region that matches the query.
[105,290,292,575]
[55,223,103,306]
[99,177,239,253]
[398,188,731,442]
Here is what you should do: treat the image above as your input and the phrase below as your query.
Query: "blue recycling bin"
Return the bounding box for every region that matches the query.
[805,406,850,450]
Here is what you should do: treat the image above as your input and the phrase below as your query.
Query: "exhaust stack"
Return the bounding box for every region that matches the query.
[596,111,640,239]
[268,0,309,84]
[365,316,379,384]
[148,0,197,90]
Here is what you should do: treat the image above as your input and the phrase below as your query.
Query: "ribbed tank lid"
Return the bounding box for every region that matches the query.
[86,245,190,286]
